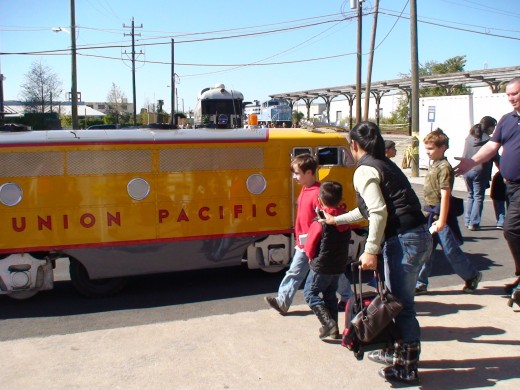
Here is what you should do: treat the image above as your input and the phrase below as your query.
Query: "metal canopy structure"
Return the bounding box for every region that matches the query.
[269,65,520,127]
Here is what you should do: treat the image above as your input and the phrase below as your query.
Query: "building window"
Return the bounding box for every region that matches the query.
[98,104,105,110]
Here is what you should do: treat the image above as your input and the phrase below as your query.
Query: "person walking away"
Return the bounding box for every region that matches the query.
[462,116,497,230]
[416,129,482,295]
[455,77,520,307]
[264,154,351,313]
[303,181,351,340]
[322,122,432,384]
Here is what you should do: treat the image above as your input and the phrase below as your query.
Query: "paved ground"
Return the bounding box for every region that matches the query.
[1,280,518,389]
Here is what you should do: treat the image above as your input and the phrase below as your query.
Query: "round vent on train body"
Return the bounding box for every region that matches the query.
[127,178,150,200]
[0,182,23,206]
[246,174,267,195]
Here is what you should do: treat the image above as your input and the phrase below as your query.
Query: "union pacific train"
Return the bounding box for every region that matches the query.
[0,124,365,299]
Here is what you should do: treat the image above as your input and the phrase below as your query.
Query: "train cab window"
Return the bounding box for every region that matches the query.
[293,147,312,157]
[317,147,340,166]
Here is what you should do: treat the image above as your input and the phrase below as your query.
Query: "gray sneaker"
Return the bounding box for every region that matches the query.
[462,271,482,294]
[264,296,287,314]
[367,349,394,365]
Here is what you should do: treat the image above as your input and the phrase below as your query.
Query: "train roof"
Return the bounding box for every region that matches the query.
[0,126,348,146]
[197,84,244,101]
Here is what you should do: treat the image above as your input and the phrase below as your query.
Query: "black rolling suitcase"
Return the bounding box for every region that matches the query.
[341,261,401,360]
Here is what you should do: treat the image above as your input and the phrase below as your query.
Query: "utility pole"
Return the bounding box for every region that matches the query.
[70,0,79,130]
[410,0,420,177]
[355,0,363,124]
[363,0,379,122]
[174,39,176,127]
[124,18,143,125]
[0,60,5,121]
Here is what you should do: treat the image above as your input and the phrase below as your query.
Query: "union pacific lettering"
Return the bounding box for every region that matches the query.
[158,203,277,223]
[9,203,278,233]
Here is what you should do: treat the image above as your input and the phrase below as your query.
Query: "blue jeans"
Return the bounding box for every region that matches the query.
[303,269,339,310]
[493,199,506,227]
[383,225,432,343]
[417,225,478,289]
[275,248,351,311]
[464,170,487,227]
[275,248,309,311]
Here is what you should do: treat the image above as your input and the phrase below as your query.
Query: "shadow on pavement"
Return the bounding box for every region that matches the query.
[416,301,482,317]
[0,266,283,319]
[421,325,520,345]
[419,356,520,389]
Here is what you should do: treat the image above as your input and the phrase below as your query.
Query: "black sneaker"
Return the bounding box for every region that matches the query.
[368,350,394,365]
[462,271,482,294]
[264,296,286,314]
[415,286,427,295]
[379,365,419,384]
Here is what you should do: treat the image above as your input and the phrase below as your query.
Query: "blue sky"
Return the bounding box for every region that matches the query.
[1,0,519,114]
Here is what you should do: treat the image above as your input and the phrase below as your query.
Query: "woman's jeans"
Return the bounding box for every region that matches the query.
[383,225,432,343]
[417,225,479,288]
[493,199,506,227]
[464,170,488,227]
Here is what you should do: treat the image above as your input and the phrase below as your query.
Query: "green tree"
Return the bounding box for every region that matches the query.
[292,110,304,127]
[401,55,469,97]
[20,60,63,113]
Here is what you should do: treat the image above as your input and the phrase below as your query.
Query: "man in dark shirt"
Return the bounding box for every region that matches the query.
[455,77,520,308]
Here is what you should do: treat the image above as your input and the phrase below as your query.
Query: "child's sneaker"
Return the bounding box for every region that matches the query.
[415,285,427,295]
[462,271,482,294]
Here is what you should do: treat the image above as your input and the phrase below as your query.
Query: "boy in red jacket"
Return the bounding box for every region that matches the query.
[304,181,351,339]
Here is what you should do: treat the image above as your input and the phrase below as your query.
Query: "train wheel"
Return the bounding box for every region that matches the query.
[69,258,127,298]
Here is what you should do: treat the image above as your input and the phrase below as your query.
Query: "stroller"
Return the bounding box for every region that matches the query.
[341,261,401,360]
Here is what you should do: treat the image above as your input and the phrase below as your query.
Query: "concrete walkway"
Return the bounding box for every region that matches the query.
[1,280,518,389]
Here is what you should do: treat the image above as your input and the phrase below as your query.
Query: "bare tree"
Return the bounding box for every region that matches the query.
[106,83,128,124]
[20,60,63,113]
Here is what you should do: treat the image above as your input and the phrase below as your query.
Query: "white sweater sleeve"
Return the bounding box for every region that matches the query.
[334,165,387,255]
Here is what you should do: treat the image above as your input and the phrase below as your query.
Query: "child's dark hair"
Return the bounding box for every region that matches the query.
[291,153,318,174]
[319,181,343,207]
[349,121,386,159]
[423,128,449,148]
